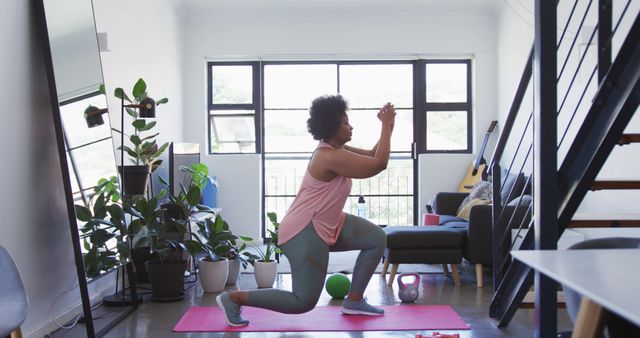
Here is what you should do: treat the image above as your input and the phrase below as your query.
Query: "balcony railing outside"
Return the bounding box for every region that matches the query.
[264,156,413,234]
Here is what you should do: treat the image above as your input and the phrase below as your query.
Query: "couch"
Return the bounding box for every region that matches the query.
[432,172,532,287]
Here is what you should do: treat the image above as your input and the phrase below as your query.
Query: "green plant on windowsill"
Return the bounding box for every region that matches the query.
[243,212,281,264]
[107,79,169,173]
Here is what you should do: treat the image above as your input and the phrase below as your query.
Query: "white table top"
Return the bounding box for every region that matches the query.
[512,249,640,326]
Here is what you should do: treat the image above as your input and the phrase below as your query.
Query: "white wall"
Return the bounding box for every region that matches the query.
[1,1,115,337]
[496,0,640,214]
[93,0,185,192]
[182,8,499,232]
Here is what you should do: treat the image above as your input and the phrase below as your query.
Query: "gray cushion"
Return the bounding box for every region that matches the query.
[507,194,532,208]
[384,226,463,249]
[441,221,469,230]
[500,171,526,204]
[439,215,466,225]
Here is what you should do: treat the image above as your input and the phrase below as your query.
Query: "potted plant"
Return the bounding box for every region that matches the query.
[111,78,169,195]
[75,178,128,278]
[184,214,242,292]
[244,212,281,288]
[129,193,188,301]
[222,230,253,286]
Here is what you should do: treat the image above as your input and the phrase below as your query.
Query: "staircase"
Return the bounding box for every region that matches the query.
[487,0,640,334]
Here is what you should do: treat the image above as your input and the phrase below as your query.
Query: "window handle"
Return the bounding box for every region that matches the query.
[412,142,417,160]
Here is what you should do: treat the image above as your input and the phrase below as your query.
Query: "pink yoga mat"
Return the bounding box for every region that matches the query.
[174,305,470,332]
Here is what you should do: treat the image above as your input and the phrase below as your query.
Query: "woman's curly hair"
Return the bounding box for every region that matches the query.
[307,95,348,141]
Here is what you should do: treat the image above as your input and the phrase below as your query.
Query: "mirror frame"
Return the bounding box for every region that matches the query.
[35,1,139,337]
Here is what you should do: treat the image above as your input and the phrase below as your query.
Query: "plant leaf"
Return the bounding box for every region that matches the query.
[125,107,138,118]
[132,78,147,101]
[140,132,159,141]
[114,87,131,103]
[132,119,146,129]
[130,135,142,146]
[99,84,106,94]
[107,204,123,222]
[138,121,156,131]
[93,194,107,219]
[155,98,168,105]
[267,212,278,228]
[187,186,201,206]
[239,235,253,242]
[159,176,169,185]
[75,205,93,222]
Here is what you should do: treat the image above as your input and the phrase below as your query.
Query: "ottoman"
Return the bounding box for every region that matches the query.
[382,226,463,287]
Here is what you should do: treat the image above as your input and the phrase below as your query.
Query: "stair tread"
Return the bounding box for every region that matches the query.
[569,220,640,228]
[573,212,640,220]
[591,180,640,190]
[618,133,640,145]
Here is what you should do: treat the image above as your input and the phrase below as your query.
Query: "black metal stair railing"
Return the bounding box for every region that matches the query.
[488,0,640,327]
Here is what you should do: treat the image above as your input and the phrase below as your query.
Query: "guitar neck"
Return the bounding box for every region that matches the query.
[473,133,490,171]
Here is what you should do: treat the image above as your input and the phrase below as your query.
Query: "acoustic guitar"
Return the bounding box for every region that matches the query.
[457,120,498,193]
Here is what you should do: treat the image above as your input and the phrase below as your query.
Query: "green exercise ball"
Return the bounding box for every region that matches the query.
[325,273,351,299]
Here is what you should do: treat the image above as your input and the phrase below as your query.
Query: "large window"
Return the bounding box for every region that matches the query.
[206,59,473,237]
[262,62,414,233]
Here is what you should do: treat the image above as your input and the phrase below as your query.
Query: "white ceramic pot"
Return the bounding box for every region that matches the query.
[199,258,228,293]
[254,260,277,288]
[226,258,241,285]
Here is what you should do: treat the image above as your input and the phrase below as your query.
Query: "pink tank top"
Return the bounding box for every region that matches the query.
[277,142,352,246]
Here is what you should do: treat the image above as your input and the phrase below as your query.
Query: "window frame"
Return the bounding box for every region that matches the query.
[205,58,474,238]
[415,59,473,154]
[207,61,262,154]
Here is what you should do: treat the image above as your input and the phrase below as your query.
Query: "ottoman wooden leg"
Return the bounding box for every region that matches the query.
[11,328,23,338]
[451,264,461,287]
[381,257,389,278]
[387,264,399,287]
[476,264,483,288]
[442,264,449,276]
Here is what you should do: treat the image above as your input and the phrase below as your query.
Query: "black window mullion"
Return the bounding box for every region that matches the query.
[254,61,262,154]
[415,60,427,153]
[466,59,473,156]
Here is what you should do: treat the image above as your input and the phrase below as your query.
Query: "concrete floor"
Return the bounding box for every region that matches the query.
[50,263,572,338]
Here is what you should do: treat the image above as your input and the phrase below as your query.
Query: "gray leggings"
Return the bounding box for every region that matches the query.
[246,213,386,314]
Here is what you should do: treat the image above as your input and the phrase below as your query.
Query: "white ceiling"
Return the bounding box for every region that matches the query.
[178,0,502,17]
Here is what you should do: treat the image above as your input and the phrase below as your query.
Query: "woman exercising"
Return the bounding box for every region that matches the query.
[217,95,396,326]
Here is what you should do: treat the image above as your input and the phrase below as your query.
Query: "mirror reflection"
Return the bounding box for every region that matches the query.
[43,0,119,279]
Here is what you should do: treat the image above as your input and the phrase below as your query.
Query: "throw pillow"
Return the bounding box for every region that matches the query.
[457,180,492,215]
[500,171,526,204]
[457,198,491,220]
[507,194,532,208]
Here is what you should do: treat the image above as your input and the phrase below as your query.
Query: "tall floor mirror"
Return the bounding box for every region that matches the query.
[36,0,139,337]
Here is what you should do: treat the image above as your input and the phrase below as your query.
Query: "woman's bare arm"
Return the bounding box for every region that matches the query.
[343,142,379,157]
[311,103,395,179]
